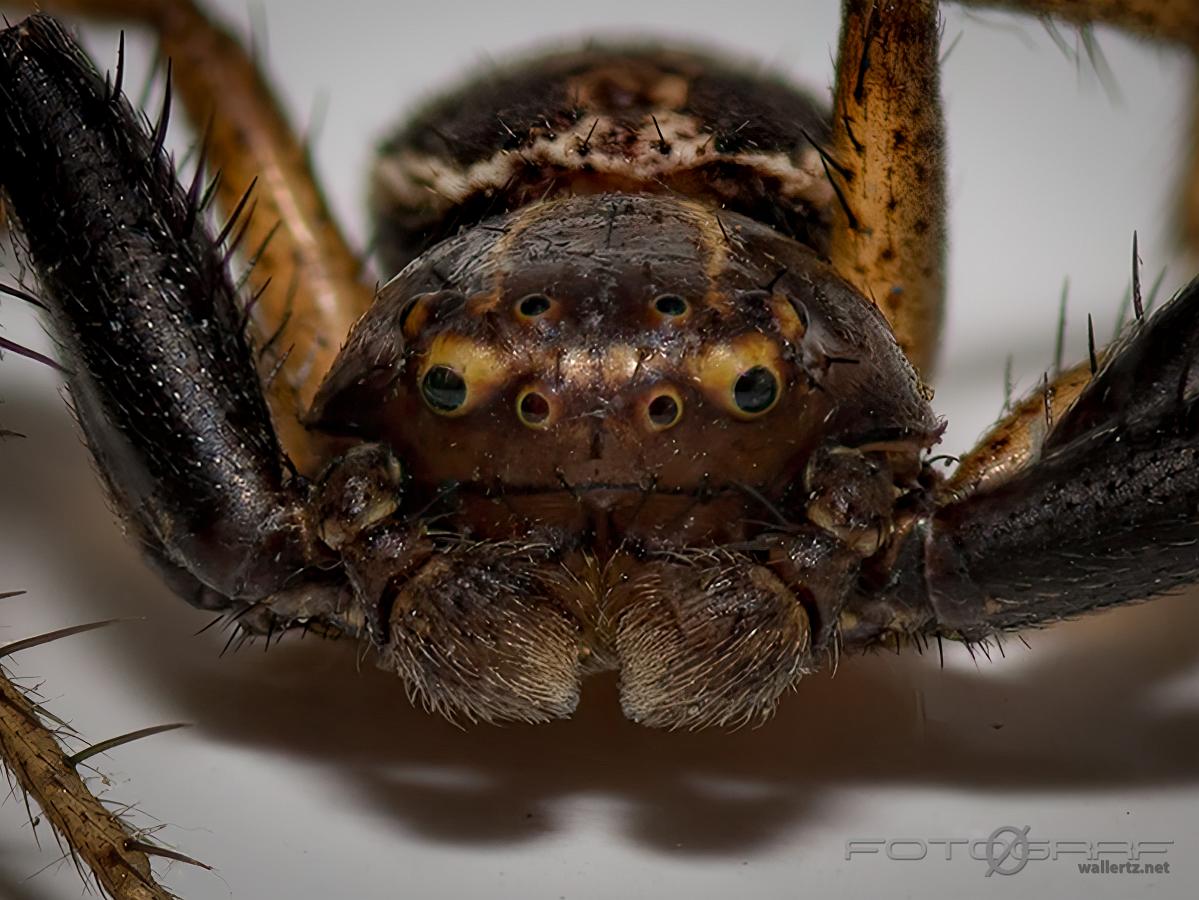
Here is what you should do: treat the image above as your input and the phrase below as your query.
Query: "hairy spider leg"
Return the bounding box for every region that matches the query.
[11,0,374,473]
[945,359,1093,500]
[840,277,1199,646]
[0,15,323,601]
[955,0,1199,254]
[827,0,947,381]
[827,0,1199,647]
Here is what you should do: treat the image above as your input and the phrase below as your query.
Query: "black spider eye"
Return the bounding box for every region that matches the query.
[517,293,552,318]
[733,366,779,415]
[654,294,688,316]
[647,393,682,429]
[422,365,467,412]
[517,389,551,427]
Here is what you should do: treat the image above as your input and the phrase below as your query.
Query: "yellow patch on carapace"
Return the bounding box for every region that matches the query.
[685,334,785,419]
[769,292,807,342]
[418,334,510,416]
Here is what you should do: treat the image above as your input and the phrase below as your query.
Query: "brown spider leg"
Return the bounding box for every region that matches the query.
[953,0,1199,253]
[953,0,1199,44]
[0,668,180,900]
[841,276,1199,647]
[16,0,373,473]
[828,0,947,380]
[944,358,1093,500]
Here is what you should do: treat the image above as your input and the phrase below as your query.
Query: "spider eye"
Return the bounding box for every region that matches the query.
[422,365,468,413]
[517,389,552,427]
[647,392,682,429]
[654,294,688,317]
[517,293,552,318]
[733,366,779,416]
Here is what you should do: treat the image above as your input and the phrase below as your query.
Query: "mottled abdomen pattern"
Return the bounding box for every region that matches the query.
[371,46,834,274]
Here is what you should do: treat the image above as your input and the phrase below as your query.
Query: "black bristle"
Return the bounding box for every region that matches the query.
[852,2,880,104]
[1087,313,1098,374]
[214,175,258,247]
[0,620,124,659]
[198,169,223,215]
[1053,278,1068,375]
[148,59,172,160]
[111,30,125,102]
[183,116,214,235]
[800,127,852,178]
[221,199,259,266]
[0,281,48,310]
[0,334,67,372]
[818,154,859,231]
[240,276,274,337]
[1132,231,1144,321]
[64,723,189,768]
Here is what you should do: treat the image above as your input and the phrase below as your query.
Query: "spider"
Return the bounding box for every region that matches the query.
[0,3,1194,896]
[2,0,1198,738]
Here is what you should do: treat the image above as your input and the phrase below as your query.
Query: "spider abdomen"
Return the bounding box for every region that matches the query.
[370,46,835,274]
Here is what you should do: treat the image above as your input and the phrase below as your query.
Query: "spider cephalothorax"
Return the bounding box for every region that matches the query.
[305,191,941,725]
[311,194,938,548]
[4,2,1199,734]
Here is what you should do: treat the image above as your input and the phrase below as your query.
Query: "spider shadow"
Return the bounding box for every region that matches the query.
[2,386,1198,857]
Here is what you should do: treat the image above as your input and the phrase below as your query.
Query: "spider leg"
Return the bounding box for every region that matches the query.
[944,359,1093,500]
[11,0,373,472]
[828,0,947,380]
[953,1,1199,256]
[0,15,325,602]
[954,1,1198,45]
[842,276,1199,646]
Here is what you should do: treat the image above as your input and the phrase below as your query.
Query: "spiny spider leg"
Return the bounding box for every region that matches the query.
[0,15,324,602]
[945,359,1092,500]
[835,0,1199,646]
[843,278,1199,646]
[11,0,373,473]
[955,0,1199,255]
[956,0,1199,45]
[828,0,947,380]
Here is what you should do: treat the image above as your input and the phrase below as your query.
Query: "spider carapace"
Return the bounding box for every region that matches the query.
[3,3,1199,731]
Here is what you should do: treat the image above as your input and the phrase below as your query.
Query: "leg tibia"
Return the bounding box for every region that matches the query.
[829,0,947,378]
[14,0,373,472]
[0,16,317,599]
[957,0,1199,257]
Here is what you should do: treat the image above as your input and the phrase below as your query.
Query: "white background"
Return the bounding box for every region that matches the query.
[1,1,1197,898]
